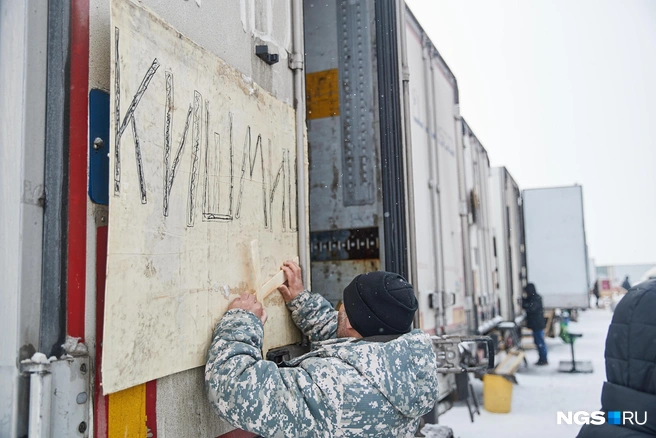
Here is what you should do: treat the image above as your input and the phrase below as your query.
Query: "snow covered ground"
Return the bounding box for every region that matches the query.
[437,308,614,438]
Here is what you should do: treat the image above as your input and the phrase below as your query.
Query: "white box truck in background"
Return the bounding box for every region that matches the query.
[522,186,590,309]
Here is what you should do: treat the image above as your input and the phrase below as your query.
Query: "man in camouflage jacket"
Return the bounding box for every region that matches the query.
[206,261,440,437]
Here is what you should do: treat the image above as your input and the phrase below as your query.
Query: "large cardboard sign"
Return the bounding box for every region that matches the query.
[104,0,300,394]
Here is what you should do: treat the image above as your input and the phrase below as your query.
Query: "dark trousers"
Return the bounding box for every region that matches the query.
[533,329,548,362]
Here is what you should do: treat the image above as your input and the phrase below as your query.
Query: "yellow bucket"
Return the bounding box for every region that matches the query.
[483,374,513,413]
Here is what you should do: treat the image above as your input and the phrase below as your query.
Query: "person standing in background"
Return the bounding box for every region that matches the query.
[593,280,600,308]
[522,283,548,366]
[622,276,632,291]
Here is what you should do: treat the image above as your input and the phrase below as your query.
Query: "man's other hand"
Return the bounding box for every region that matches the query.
[278,260,304,303]
[228,293,268,325]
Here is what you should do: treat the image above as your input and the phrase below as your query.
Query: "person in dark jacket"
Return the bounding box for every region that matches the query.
[622,276,632,291]
[593,280,600,308]
[577,279,656,438]
[522,283,548,365]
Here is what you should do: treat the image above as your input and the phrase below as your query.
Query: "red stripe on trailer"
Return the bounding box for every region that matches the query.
[95,226,109,438]
[67,0,90,340]
[146,380,157,437]
[216,430,258,438]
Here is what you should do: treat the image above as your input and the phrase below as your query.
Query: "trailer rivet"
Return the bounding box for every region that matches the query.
[78,422,87,433]
[93,137,104,150]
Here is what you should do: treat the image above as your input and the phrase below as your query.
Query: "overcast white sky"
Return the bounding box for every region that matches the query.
[404,0,656,266]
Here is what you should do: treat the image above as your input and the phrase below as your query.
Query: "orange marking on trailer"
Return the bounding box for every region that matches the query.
[306,69,340,120]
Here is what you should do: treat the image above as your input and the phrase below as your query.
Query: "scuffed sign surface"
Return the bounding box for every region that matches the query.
[104,0,300,394]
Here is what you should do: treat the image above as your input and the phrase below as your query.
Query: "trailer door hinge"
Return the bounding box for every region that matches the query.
[22,356,90,437]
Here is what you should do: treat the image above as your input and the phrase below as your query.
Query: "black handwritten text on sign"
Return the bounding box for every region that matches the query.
[112,28,296,233]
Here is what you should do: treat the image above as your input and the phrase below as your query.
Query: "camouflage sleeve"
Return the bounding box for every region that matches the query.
[286,290,338,342]
[205,309,337,437]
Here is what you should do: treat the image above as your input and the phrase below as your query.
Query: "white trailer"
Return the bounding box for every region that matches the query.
[302,2,471,415]
[404,9,468,338]
[403,8,470,414]
[3,0,499,433]
[1,0,306,435]
[462,122,502,334]
[489,167,526,324]
[523,186,590,309]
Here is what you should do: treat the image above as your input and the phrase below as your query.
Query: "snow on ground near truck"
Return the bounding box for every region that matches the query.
[438,309,613,438]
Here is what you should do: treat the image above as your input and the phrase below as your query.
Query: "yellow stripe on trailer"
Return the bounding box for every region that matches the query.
[108,383,147,437]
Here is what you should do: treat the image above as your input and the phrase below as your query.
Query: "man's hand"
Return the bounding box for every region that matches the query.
[278,260,305,303]
[228,293,268,325]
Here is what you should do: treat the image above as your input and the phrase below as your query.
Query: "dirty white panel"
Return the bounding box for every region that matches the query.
[505,172,525,318]
[490,167,525,322]
[103,0,300,394]
[90,0,294,104]
[431,58,465,332]
[464,129,501,332]
[489,167,511,320]
[404,11,457,403]
[405,17,438,332]
[156,367,234,437]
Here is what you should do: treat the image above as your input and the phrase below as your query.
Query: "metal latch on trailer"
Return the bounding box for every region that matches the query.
[21,355,91,437]
[431,335,495,374]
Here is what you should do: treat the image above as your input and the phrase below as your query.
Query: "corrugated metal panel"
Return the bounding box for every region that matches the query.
[462,121,500,333]
[304,0,383,304]
[338,0,376,207]
[404,13,439,334]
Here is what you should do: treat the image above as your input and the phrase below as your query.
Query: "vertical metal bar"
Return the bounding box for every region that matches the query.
[428,48,448,331]
[422,40,444,331]
[397,1,420,327]
[519,186,528,290]
[28,367,52,438]
[375,0,408,278]
[291,0,309,285]
[578,187,590,295]
[454,106,475,333]
[41,0,71,357]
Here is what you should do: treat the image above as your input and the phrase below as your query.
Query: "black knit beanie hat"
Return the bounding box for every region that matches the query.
[342,271,418,337]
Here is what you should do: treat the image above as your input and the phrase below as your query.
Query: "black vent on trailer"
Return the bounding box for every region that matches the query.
[375,0,408,278]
